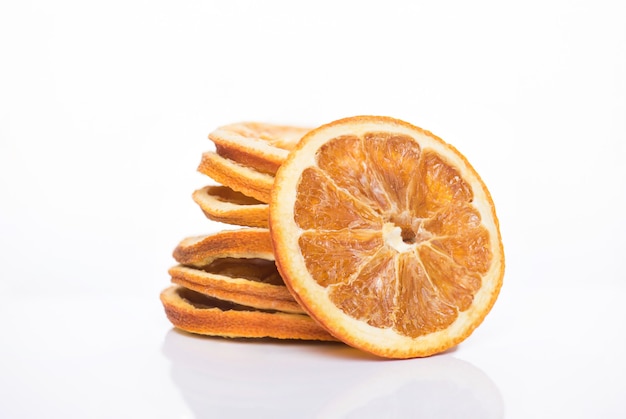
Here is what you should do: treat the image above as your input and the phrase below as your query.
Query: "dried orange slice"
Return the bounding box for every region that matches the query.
[198,152,273,203]
[160,285,336,341]
[192,185,268,228]
[270,116,504,358]
[170,228,301,313]
[168,264,303,314]
[210,122,309,175]
[173,228,273,266]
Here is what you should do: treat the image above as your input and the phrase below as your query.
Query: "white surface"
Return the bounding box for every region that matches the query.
[1,1,625,418]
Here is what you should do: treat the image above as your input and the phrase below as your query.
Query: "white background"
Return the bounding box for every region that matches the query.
[1,0,625,418]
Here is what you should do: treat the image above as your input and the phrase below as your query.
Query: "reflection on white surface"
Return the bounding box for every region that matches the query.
[162,329,503,419]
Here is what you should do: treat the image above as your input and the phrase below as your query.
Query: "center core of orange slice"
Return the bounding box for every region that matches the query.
[383,223,415,252]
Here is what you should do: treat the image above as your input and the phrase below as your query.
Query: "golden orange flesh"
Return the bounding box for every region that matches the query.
[291,133,494,338]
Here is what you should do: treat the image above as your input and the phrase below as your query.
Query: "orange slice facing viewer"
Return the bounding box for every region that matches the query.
[269,116,504,358]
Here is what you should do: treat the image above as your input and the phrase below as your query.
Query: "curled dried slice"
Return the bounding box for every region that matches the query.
[210,122,310,175]
[198,152,273,203]
[192,185,269,228]
[169,264,302,314]
[170,228,300,312]
[160,286,336,341]
[173,228,274,267]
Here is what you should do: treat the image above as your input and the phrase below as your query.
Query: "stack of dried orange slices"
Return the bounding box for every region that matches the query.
[160,116,505,358]
[160,122,335,341]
